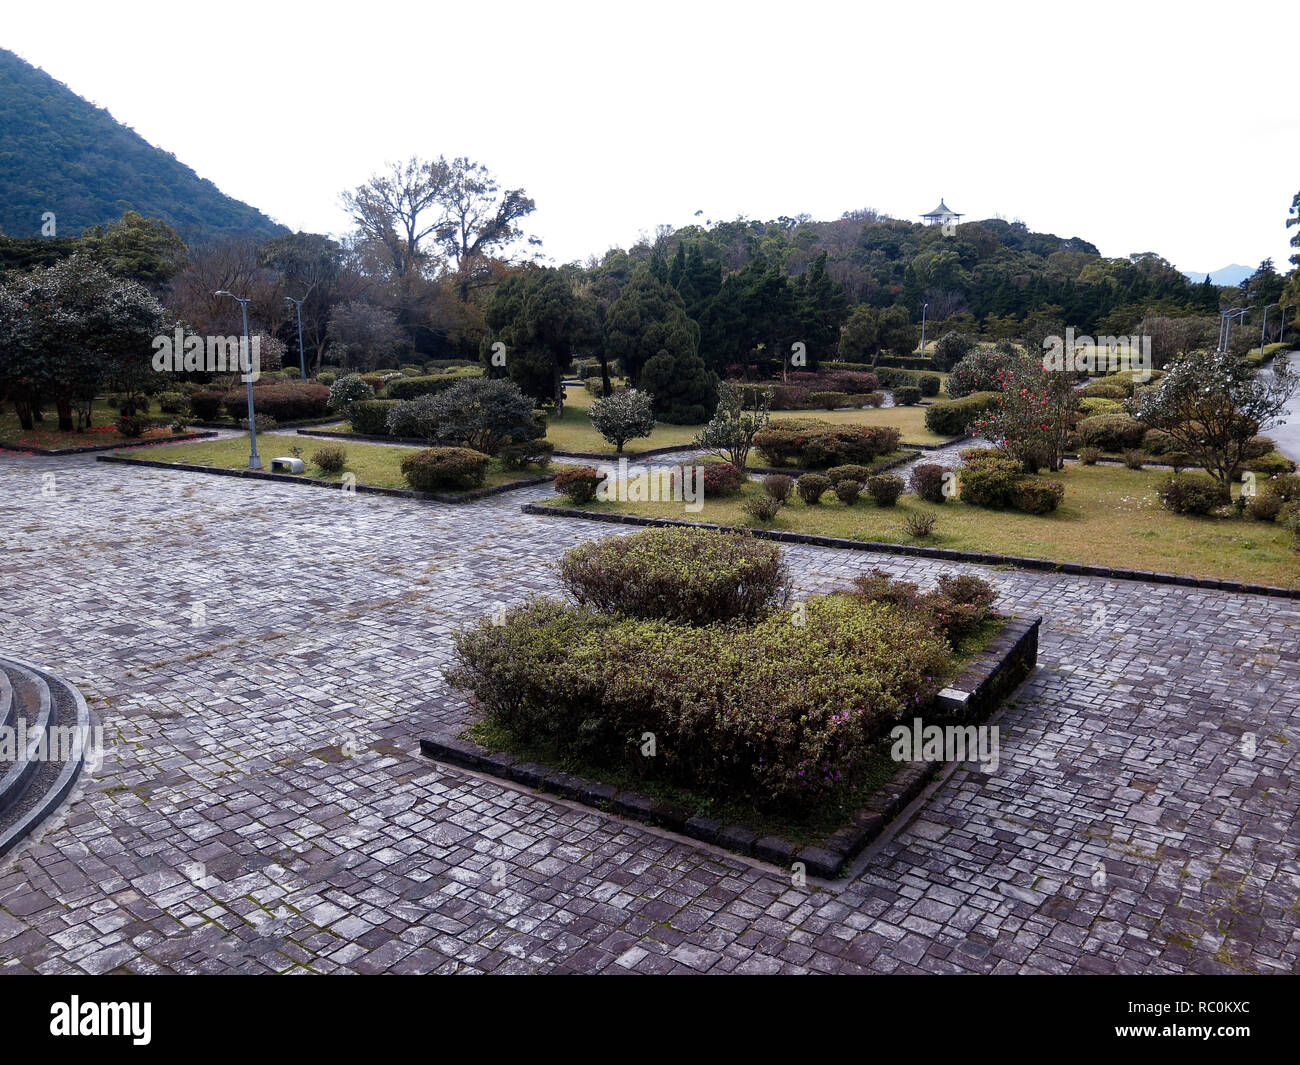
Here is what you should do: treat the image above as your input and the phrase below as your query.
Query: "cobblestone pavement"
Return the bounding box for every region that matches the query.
[0,450,1297,975]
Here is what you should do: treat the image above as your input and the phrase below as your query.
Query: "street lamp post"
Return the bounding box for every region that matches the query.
[919,302,929,356]
[1280,303,1296,347]
[285,295,307,379]
[1260,302,1281,358]
[215,290,262,470]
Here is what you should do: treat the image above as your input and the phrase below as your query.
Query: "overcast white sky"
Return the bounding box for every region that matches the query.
[5,0,1297,275]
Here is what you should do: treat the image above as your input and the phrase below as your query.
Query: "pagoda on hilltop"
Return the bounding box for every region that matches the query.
[922,200,963,227]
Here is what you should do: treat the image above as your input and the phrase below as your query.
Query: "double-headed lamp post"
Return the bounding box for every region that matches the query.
[215,290,262,470]
[1280,303,1296,348]
[285,295,307,379]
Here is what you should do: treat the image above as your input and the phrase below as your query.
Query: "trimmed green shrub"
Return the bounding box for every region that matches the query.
[833,480,862,505]
[554,465,605,504]
[924,391,999,436]
[557,527,789,626]
[826,464,872,486]
[116,414,145,437]
[809,390,851,410]
[893,385,922,406]
[866,474,904,506]
[1141,429,1176,455]
[796,473,831,504]
[1079,397,1121,416]
[1012,477,1065,514]
[916,372,942,398]
[763,474,794,502]
[958,457,1023,509]
[1076,414,1147,452]
[315,371,337,387]
[400,447,491,492]
[190,390,225,421]
[1077,446,1102,465]
[385,372,479,400]
[909,462,952,503]
[1159,473,1230,515]
[311,445,347,473]
[753,421,901,468]
[1122,449,1147,470]
[349,399,399,435]
[445,593,949,806]
[1080,382,1127,400]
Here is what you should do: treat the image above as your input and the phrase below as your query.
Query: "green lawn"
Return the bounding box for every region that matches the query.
[116,436,553,493]
[544,388,948,454]
[550,464,1300,587]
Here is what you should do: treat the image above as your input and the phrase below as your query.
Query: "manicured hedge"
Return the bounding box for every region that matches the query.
[924,391,998,436]
[399,446,491,491]
[385,372,479,400]
[348,399,399,435]
[754,420,901,468]
[446,592,950,806]
[557,527,789,625]
[224,381,331,422]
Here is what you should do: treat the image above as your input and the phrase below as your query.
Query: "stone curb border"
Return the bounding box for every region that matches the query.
[0,655,90,859]
[519,503,1300,600]
[421,616,1039,879]
[95,454,556,504]
[0,430,218,457]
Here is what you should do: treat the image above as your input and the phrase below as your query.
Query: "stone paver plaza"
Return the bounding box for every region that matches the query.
[1,450,1297,974]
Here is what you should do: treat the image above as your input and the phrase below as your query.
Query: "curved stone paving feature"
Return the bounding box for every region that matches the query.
[0,451,1296,974]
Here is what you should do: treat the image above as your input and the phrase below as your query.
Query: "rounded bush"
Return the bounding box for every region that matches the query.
[892,385,922,406]
[384,394,440,438]
[762,474,794,502]
[866,474,904,506]
[1077,447,1102,465]
[700,461,744,497]
[1012,477,1065,514]
[400,446,490,492]
[909,463,952,504]
[116,414,146,438]
[348,399,399,435]
[826,464,872,486]
[328,374,376,411]
[557,527,790,625]
[190,390,225,421]
[833,480,862,505]
[1265,473,1300,503]
[958,458,1023,509]
[1159,473,1230,515]
[311,445,347,473]
[796,473,831,504]
[1248,492,1282,521]
[1076,414,1147,452]
[924,392,999,436]
[554,465,605,504]
[1122,449,1147,470]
